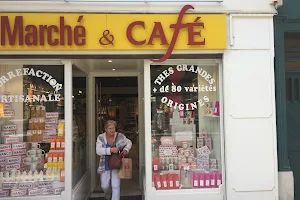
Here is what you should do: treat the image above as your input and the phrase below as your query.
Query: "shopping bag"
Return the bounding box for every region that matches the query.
[117,158,132,179]
[108,133,122,169]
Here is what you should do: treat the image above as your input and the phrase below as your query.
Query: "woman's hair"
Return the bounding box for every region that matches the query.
[104,120,117,130]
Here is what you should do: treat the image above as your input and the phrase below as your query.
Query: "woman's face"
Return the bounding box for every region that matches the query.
[105,124,116,136]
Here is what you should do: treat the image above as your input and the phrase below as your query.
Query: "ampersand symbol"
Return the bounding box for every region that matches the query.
[99,30,114,46]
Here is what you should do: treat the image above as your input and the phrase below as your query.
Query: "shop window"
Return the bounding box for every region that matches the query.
[284,32,300,62]
[285,32,300,50]
[285,61,300,70]
[150,61,223,190]
[0,64,65,197]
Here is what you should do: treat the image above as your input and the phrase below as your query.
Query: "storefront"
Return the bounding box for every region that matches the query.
[0,2,278,200]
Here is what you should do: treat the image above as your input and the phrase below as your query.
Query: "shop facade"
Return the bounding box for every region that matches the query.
[0,1,278,200]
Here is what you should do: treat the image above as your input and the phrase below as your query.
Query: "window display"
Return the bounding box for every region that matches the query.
[0,65,65,197]
[150,62,223,190]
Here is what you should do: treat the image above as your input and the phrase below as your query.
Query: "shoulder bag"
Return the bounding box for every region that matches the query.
[108,132,122,169]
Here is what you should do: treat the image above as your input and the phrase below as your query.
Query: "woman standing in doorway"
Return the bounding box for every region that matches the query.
[96,120,132,200]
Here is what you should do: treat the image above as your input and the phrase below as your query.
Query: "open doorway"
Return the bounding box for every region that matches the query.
[91,76,141,199]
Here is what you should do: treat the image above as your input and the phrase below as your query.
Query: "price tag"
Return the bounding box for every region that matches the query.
[200,180,204,186]
[10,189,26,197]
[205,180,210,186]
[211,180,215,185]
[194,180,198,187]
[0,144,11,151]
[4,137,19,144]
[157,182,161,188]
[2,124,17,131]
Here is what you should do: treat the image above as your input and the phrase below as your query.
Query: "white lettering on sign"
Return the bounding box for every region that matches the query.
[12,143,26,149]
[19,182,34,189]
[153,65,215,86]
[28,189,42,196]
[6,156,21,164]
[46,112,59,118]
[0,150,12,157]
[5,163,20,171]
[0,68,62,92]
[160,95,210,111]
[10,189,26,197]
[156,85,217,93]
[0,190,9,197]
[2,124,17,131]
[38,181,53,188]
[4,137,20,144]
[0,94,61,103]
[1,131,16,137]
[12,149,26,156]
[2,182,18,190]
[152,64,218,111]
[184,85,216,92]
[0,144,11,151]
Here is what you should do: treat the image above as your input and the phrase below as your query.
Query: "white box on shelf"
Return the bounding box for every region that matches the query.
[170,124,196,147]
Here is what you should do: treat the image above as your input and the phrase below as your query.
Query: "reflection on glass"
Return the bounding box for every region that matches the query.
[72,67,87,188]
[284,32,300,50]
[150,63,222,190]
[284,32,300,63]
[0,64,65,197]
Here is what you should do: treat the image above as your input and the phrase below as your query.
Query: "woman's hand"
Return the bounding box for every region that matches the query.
[110,147,119,154]
[121,149,128,156]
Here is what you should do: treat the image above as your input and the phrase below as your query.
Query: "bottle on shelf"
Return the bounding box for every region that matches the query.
[60,168,65,182]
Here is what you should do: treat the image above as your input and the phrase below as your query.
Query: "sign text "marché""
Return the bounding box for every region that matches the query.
[0,16,86,46]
